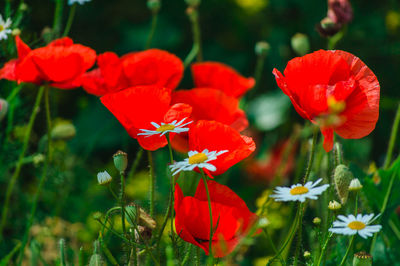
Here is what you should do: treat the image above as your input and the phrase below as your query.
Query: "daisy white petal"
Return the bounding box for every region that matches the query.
[329,213,382,239]
[270,179,329,202]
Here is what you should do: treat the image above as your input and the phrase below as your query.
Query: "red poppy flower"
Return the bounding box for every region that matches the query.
[0,36,96,89]
[100,86,192,151]
[174,180,258,257]
[170,88,249,152]
[191,62,255,98]
[170,120,255,177]
[273,50,380,152]
[122,49,184,92]
[81,52,129,96]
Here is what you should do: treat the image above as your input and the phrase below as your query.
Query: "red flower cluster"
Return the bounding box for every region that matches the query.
[0,36,96,89]
[175,180,258,257]
[273,50,380,152]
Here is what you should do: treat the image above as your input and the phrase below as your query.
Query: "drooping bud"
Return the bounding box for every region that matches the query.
[0,99,8,122]
[313,217,321,225]
[291,33,310,56]
[349,178,363,192]
[334,164,353,204]
[353,251,372,266]
[328,200,342,210]
[97,171,112,185]
[328,0,353,25]
[255,41,270,57]
[317,17,340,37]
[113,150,128,172]
[147,0,161,13]
[51,121,76,140]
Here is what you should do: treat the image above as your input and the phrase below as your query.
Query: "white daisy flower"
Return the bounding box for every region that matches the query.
[0,15,12,41]
[97,170,112,185]
[137,117,193,138]
[329,214,382,239]
[270,178,329,202]
[169,149,228,176]
[68,0,91,5]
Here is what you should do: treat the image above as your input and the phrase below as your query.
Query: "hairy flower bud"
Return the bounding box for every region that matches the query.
[349,178,363,192]
[304,251,311,258]
[353,251,372,266]
[97,171,112,185]
[113,150,128,172]
[255,41,270,57]
[313,217,321,225]
[0,98,8,122]
[51,121,76,140]
[334,164,353,204]
[328,200,342,210]
[291,33,310,56]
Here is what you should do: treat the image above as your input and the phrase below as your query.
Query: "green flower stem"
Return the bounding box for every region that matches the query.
[6,84,23,103]
[181,243,193,266]
[63,3,77,36]
[145,11,159,49]
[303,126,319,184]
[78,247,84,266]
[200,170,214,264]
[132,220,159,265]
[119,170,127,236]
[293,203,305,266]
[99,238,120,266]
[147,150,155,217]
[184,6,202,68]
[370,168,398,253]
[263,228,284,264]
[316,232,333,266]
[108,185,118,200]
[0,85,45,242]
[196,247,201,266]
[52,0,64,38]
[267,205,301,266]
[59,239,67,266]
[384,103,400,169]
[17,86,52,265]
[339,235,355,266]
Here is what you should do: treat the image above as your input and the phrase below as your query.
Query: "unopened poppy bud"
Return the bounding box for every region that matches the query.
[255,41,270,57]
[328,200,342,210]
[313,217,321,225]
[304,251,311,258]
[0,98,8,122]
[113,150,128,172]
[12,28,21,36]
[185,0,201,7]
[291,33,310,56]
[51,121,76,140]
[349,178,363,192]
[97,171,112,185]
[334,164,353,204]
[316,17,340,37]
[147,0,161,12]
[353,251,372,266]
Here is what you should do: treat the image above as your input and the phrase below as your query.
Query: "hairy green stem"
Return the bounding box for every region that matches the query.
[293,204,305,266]
[148,150,155,217]
[119,171,127,236]
[127,148,143,180]
[187,7,202,63]
[59,239,67,266]
[0,85,45,241]
[52,0,64,38]
[384,103,400,169]
[63,3,77,36]
[303,126,318,184]
[317,232,333,266]
[145,12,159,49]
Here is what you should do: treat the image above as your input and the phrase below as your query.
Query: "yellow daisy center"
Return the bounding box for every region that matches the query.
[290,186,309,195]
[156,124,175,132]
[188,153,208,164]
[0,25,4,31]
[348,221,366,230]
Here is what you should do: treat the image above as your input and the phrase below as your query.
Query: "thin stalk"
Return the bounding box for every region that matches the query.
[6,84,23,103]
[63,3,77,36]
[52,0,64,38]
[339,235,355,266]
[316,232,333,266]
[187,7,202,62]
[200,170,214,264]
[383,103,400,169]
[183,44,199,68]
[132,221,159,265]
[267,206,301,265]
[145,12,159,49]
[0,85,45,241]
[78,247,84,266]
[166,135,178,257]
[59,239,67,266]
[127,148,144,180]
[119,171,127,236]
[263,228,284,264]
[147,150,155,217]
[293,204,305,266]
[17,87,53,265]
[100,238,120,266]
[303,126,318,184]
[181,244,193,266]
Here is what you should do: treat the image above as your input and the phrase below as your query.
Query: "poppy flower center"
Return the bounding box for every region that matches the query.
[347,221,366,230]
[156,124,175,132]
[188,153,208,164]
[290,186,309,195]
[327,96,346,114]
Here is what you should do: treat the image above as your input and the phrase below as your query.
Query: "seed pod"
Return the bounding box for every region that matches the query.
[353,251,372,266]
[113,150,128,172]
[255,41,270,57]
[334,164,354,204]
[291,33,310,56]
